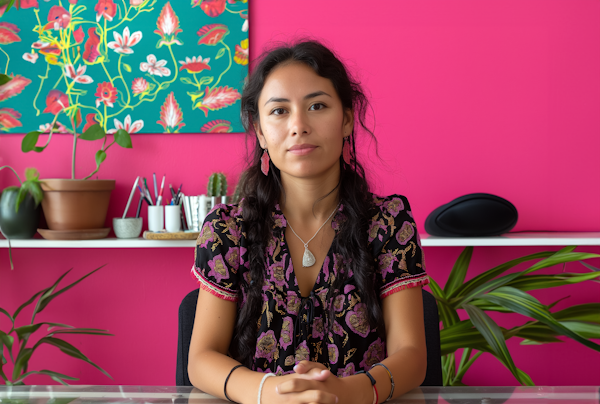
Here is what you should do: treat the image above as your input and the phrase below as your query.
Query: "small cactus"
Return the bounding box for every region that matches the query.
[207,172,227,197]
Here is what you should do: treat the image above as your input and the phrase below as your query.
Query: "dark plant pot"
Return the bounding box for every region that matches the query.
[0,188,41,239]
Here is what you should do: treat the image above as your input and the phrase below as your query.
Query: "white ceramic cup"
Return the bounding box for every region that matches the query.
[165,204,182,232]
[147,205,164,232]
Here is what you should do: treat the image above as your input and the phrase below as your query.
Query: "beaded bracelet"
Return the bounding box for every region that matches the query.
[257,373,275,404]
[224,364,244,402]
[357,370,378,404]
[371,363,394,402]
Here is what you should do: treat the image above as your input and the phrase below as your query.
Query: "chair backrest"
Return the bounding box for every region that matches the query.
[176,288,442,386]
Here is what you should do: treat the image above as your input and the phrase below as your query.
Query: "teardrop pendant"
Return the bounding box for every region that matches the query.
[302,247,316,267]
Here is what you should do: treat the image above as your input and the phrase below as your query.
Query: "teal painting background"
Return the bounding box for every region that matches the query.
[0,0,248,134]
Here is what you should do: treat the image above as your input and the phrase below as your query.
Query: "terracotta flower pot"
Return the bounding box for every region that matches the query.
[41,179,115,231]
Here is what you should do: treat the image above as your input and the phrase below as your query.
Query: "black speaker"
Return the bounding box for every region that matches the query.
[425,193,518,237]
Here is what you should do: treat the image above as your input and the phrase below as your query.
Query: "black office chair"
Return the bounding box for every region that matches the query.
[176,288,442,386]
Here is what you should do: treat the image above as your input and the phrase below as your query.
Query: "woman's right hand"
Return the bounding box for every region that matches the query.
[261,365,339,404]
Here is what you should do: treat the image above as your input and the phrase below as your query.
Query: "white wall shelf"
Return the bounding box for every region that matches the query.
[1,232,599,248]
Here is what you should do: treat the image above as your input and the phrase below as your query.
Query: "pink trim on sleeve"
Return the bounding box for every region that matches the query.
[380,273,430,299]
[190,265,238,302]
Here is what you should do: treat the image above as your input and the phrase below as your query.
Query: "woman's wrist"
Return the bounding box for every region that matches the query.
[341,374,374,404]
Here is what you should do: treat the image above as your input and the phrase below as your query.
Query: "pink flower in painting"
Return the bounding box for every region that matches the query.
[154,2,182,47]
[131,78,148,94]
[39,122,70,134]
[157,92,185,133]
[22,52,38,63]
[20,0,39,8]
[197,24,229,46]
[95,0,117,22]
[0,75,31,102]
[196,86,241,117]
[107,115,144,134]
[73,26,84,43]
[69,0,79,4]
[0,23,21,45]
[200,120,232,133]
[43,90,69,115]
[95,82,118,108]
[44,6,71,30]
[64,64,93,84]
[178,56,210,73]
[107,27,142,54]
[130,0,145,6]
[0,108,22,132]
[192,0,225,17]
[140,54,171,77]
[83,28,102,63]
[82,113,100,133]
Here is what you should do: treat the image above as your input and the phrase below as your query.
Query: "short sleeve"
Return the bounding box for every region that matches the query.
[371,195,429,299]
[191,204,244,302]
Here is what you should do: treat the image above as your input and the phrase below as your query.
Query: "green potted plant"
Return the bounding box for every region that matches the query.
[0,2,133,238]
[432,246,600,386]
[0,166,44,269]
[207,172,228,208]
[0,266,112,385]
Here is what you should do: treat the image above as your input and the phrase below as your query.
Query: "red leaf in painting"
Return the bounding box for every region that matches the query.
[157,92,185,132]
[83,113,100,132]
[154,2,183,47]
[44,6,71,30]
[197,24,229,46]
[0,75,31,102]
[196,0,225,17]
[73,26,84,43]
[0,108,23,131]
[0,25,21,44]
[21,0,39,8]
[196,86,241,117]
[83,27,102,63]
[0,22,19,32]
[44,90,70,115]
[200,120,232,133]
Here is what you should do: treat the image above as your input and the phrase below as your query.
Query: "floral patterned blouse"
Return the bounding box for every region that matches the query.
[191,194,429,376]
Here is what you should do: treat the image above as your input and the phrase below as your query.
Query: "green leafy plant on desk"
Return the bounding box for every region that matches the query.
[0,267,112,385]
[433,246,600,386]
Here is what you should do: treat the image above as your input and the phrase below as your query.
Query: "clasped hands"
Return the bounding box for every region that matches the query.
[263,360,349,404]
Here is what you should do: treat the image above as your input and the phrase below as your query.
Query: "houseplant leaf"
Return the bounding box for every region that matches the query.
[463,303,532,385]
[429,277,460,328]
[552,303,600,323]
[12,347,33,381]
[560,321,600,339]
[35,337,112,379]
[15,369,78,386]
[477,286,600,352]
[79,124,106,140]
[504,271,600,291]
[45,327,112,337]
[444,246,473,296]
[450,251,555,299]
[114,129,132,148]
[13,289,46,321]
[21,131,42,152]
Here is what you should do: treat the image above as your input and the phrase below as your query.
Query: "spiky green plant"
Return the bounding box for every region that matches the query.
[433,246,600,386]
[0,267,113,385]
[207,173,227,197]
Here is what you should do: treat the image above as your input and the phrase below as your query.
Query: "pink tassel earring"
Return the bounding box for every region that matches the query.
[342,137,352,165]
[261,149,270,176]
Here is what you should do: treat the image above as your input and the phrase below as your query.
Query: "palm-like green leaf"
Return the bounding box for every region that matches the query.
[450,251,556,299]
[13,289,46,321]
[477,287,600,352]
[560,321,600,339]
[34,337,112,379]
[0,330,15,363]
[552,303,600,323]
[505,272,600,291]
[429,277,460,328]
[12,348,33,381]
[444,247,473,296]
[0,308,12,322]
[16,369,78,386]
[45,327,113,338]
[462,303,531,385]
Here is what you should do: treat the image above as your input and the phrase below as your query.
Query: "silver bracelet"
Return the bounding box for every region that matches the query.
[257,373,275,404]
[372,363,394,402]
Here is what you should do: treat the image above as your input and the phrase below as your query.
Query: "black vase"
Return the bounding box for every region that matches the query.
[0,188,41,239]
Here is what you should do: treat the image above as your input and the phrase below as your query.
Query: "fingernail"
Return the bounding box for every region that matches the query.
[275,386,279,393]
[293,365,298,371]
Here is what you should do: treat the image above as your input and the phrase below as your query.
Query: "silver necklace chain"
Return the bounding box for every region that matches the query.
[286,203,340,267]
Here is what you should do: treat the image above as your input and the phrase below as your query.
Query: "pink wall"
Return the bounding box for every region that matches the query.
[1,0,599,387]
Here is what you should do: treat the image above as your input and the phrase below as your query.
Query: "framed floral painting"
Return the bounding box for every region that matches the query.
[0,0,248,135]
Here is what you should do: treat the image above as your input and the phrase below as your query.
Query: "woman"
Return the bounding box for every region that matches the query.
[188,40,429,404]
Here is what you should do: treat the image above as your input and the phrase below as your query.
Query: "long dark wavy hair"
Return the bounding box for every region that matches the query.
[232,40,383,368]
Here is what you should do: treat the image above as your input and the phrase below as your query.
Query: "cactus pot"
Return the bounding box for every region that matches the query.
[0,188,41,239]
[40,179,115,231]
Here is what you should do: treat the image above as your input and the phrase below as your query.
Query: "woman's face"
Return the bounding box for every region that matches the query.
[255,62,354,181]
